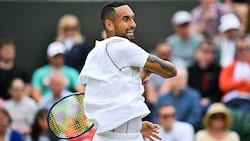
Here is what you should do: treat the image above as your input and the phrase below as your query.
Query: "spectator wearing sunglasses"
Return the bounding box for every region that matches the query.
[147,104,194,141]
[195,103,240,141]
[55,14,91,72]
[219,36,250,113]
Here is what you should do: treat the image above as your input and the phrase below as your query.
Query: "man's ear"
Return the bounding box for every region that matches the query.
[104,19,114,32]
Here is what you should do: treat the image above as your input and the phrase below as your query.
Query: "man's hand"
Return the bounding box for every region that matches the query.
[141,121,162,141]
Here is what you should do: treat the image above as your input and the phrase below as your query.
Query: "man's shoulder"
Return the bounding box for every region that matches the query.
[33,65,50,74]
[174,121,193,130]
[62,65,79,74]
[167,33,179,43]
[185,86,201,98]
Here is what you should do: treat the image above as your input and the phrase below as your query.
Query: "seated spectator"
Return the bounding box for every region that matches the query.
[144,39,184,121]
[25,108,59,141]
[56,14,91,72]
[191,0,231,38]
[195,103,240,141]
[38,72,71,109]
[219,36,250,113]
[167,11,204,67]
[188,39,222,113]
[215,13,241,67]
[147,104,194,141]
[4,77,37,136]
[157,67,202,130]
[0,108,22,141]
[31,41,84,102]
[225,0,249,34]
[0,38,31,100]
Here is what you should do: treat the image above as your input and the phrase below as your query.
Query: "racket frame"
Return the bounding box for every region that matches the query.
[47,92,94,139]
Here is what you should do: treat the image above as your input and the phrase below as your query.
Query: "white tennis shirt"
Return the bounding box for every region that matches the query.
[79,36,150,134]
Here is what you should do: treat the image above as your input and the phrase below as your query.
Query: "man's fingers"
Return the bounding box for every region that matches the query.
[151,133,162,140]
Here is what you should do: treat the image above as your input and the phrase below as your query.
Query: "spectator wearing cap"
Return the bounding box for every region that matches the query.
[190,0,231,39]
[31,42,84,102]
[195,103,240,141]
[167,10,204,67]
[215,13,241,67]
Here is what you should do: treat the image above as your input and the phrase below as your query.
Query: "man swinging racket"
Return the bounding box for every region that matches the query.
[79,1,177,141]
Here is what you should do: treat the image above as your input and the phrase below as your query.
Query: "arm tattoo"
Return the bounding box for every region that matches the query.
[147,54,177,76]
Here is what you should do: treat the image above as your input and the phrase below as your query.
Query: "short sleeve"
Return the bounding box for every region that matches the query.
[31,69,42,88]
[106,40,149,69]
[67,67,80,88]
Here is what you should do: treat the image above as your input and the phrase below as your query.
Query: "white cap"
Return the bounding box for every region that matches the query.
[171,11,191,25]
[219,13,241,33]
[47,42,65,57]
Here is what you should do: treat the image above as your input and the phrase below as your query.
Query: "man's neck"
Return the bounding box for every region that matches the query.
[0,61,14,70]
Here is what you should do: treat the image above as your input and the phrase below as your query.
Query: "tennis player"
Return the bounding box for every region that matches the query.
[79,1,177,141]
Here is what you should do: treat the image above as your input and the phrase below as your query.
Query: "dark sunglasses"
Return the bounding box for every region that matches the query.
[63,26,77,32]
[211,114,225,120]
[237,46,250,52]
[159,113,175,119]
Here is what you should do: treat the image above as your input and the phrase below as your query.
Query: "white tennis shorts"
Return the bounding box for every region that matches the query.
[92,131,145,141]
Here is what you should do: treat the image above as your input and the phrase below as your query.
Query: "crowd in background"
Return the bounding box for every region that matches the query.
[0,0,250,141]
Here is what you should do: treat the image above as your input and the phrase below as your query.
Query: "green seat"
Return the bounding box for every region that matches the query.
[229,107,243,133]
[240,111,250,141]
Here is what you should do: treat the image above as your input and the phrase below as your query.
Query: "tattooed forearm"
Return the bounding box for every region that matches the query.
[147,54,177,77]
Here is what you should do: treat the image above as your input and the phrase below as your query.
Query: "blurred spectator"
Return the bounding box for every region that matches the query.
[56,14,91,72]
[0,107,22,141]
[195,103,240,141]
[148,104,194,141]
[31,41,84,102]
[25,108,59,141]
[167,11,204,67]
[38,72,71,109]
[215,13,241,67]
[0,38,31,100]
[188,39,222,113]
[158,67,202,130]
[225,0,249,34]
[144,39,184,121]
[4,77,37,136]
[219,36,250,113]
[191,0,231,38]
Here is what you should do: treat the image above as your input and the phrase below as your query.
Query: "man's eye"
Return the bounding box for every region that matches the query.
[123,17,129,22]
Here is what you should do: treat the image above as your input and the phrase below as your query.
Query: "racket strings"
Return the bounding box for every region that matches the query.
[48,94,93,138]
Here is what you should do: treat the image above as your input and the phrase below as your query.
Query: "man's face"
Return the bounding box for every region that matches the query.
[157,106,176,131]
[0,43,15,62]
[174,23,190,38]
[197,44,215,68]
[49,54,64,67]
[236,39,250,61]
[112,5,136,41]
[155,43,171,60]
[9,79,26,101]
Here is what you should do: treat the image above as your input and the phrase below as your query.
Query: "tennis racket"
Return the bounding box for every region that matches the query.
[47,92,94,139]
